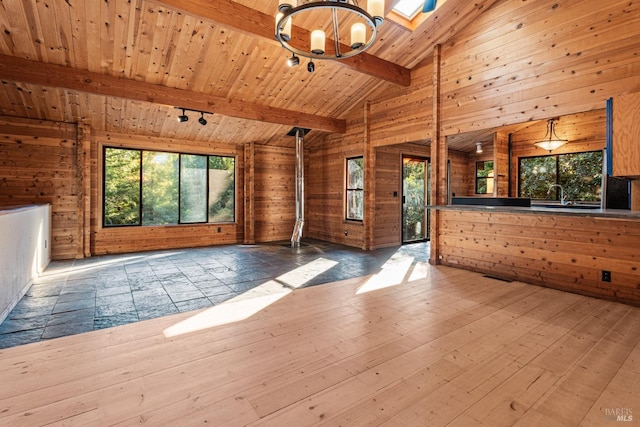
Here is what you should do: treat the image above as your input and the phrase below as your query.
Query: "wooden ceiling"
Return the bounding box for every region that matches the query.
[0,0,495,147]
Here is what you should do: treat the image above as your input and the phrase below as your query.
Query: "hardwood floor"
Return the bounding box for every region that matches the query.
[0,264,638,426]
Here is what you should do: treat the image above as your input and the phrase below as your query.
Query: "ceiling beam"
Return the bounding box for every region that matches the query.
[0,55,346,134]
[153,0,411,87]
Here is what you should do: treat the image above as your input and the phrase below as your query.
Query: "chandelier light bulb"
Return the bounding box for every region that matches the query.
[368,0,385,24]
[351,23,366,49]
[310,30,326,55]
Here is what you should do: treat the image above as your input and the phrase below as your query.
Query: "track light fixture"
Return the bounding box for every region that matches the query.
[174,107,213,126]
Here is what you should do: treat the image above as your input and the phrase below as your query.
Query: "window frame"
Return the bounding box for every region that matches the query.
[345,156,364,222]
[102,146,236,228]
[517,150,603,201]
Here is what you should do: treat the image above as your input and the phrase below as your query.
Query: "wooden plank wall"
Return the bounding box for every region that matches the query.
[374,143,430,248]
[438,210,640,305]
[0,116,80,260]
[369,60,434,147]
[448,150,472,198]
[307,116,365,247]
[494,131,509,197]
[90,132,244,255]
[439,0,640,135]
[509,110,606,196]
[308,113,431,249]
[253,144,295,243]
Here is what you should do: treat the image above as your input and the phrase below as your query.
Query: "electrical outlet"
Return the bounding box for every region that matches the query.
[602,270,611,282]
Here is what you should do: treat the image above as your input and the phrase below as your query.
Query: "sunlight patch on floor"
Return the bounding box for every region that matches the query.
[163,280,291,337]
[276,257,339,289]
[356,253,414,295]
[408,260,430,282]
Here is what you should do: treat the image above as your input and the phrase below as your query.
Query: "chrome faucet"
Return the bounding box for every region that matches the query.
[547,184,566,205]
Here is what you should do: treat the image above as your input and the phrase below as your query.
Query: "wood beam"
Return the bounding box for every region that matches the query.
[154,0,411,87]
[363,101,375,250]
[430,44,445,265]
[0,55,346,134]
[244,142,256,244]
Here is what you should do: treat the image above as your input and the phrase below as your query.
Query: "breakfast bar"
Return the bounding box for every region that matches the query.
[431,203,640,305]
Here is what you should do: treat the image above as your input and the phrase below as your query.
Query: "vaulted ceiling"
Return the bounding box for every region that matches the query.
[0,0,495,147]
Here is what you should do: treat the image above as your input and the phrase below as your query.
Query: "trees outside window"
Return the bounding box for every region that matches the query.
[475,161,494,194]
[519,151,602,201]
[104,148,140,226]
[180,154,208,223]
[104,147,235,226]
[346,157,364,221]
[142,151,179,225]
[208,156,235,223]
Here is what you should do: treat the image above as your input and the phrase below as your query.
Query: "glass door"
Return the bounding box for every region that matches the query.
[402,156,430,243]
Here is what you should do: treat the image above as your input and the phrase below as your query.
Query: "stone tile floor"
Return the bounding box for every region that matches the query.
[0,239,430,349]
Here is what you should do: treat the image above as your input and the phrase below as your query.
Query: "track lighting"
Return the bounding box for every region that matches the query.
[307,60,315,73]
[174,107,212,126]
[177,108,189,123]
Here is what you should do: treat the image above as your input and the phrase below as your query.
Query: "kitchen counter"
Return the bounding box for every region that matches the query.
[431,202,640,306]
[430,204,640,219]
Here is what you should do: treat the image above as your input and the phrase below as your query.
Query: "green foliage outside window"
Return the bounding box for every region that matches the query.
[142,152,179,225]
[476,161,494,194]
[181,154,208,223]
[104,148,141,226]
[519,151,602,201]
[208,156,235,222]
[403,159,427,242]
[104,148,235,227]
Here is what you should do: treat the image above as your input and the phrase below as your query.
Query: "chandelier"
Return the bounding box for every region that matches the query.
[534,118,569,152]
[275,0,385,71]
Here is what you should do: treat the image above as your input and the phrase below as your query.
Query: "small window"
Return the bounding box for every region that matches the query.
[476,160,494,194]
[346,157,364,221]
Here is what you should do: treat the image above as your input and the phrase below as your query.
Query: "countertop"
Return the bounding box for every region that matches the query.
[430,204,640,219]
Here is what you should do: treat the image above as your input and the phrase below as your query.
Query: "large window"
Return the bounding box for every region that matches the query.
[518,151,602,201]
[104,147,235,226]
[475,160,494,194]
[346,156,364,221]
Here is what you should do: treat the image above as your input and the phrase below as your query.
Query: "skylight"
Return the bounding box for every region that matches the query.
[393,0,424,20]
